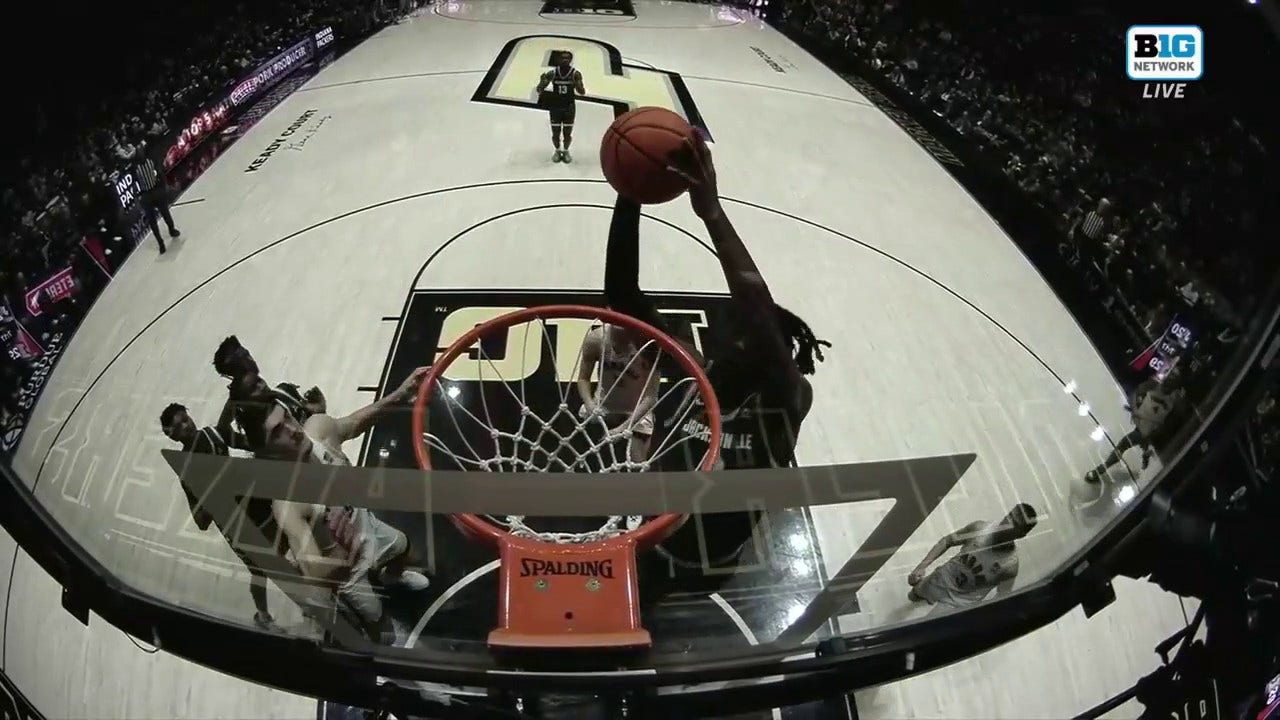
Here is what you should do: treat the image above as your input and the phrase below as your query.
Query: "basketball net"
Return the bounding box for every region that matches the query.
[418,306,718,545]
[411,305,721,649]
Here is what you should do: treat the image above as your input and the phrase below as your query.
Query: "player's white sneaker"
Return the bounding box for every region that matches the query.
[384,569,430,592]
[562,150,573,163]
[553,150,564,162]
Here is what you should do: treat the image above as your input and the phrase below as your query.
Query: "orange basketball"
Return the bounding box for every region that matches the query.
[600,107,694,205]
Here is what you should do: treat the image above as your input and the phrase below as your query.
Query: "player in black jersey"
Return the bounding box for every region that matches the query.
[161,400,281,630]
[534,50,586,163]
[213,335,325,433]
[602,136,830,567]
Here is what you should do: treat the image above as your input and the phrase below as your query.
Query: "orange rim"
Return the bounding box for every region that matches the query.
[410,304,721,550]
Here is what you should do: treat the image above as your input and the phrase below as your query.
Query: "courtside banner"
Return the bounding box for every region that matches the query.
[163,26,333,171]
[1,333,64,456]
[229,37,316,107]
[163,101,233,171]
[0,301,42,362]
[23,268,78,317]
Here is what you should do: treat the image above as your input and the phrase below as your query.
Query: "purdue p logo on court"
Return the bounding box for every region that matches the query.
[473,35,710,137]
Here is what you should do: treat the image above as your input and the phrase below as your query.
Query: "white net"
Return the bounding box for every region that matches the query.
[420,311,716,545]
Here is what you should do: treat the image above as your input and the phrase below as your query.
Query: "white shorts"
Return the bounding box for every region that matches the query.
[578,404,653,436]
[620,412,654,437]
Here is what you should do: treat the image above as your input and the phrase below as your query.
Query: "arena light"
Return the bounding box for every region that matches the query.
[1063,379,1078,394]
[1090,425,1107,442]
[1115,484,1137,505]
[1078,402,1091,417]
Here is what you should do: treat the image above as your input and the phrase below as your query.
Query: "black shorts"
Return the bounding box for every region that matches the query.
[549,104,576,126]
[231,545,267,577]
[657,511,761,569]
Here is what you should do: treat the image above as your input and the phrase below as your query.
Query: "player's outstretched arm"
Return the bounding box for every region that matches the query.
[331,366,430,442]
[576,328,603,414]
[215,396,239,442]
[575,70,586,96]
[603,194,668,331]
[667,138,798,390]
[271,501,329,579]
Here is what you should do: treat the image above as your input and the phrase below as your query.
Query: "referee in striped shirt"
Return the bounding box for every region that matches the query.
[133,141,180,254]
[1075,197,1113,244]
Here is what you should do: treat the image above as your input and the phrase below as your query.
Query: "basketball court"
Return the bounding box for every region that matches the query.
[1,2,1193,718]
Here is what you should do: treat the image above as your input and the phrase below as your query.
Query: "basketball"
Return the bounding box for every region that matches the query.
[600,107,694,205]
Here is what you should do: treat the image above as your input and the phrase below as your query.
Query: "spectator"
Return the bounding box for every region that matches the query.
[2,0,414,459]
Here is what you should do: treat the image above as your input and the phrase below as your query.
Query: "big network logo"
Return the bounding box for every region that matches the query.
[1127,26,1203,80]
[1127,25,1202,99]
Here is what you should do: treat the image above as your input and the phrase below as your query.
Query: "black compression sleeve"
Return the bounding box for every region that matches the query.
[603,194,667,331]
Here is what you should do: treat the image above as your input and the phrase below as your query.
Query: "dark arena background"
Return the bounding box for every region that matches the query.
[2,1,1279,719]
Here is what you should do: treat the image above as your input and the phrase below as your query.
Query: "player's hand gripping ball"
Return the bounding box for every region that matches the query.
[600,107,696,204]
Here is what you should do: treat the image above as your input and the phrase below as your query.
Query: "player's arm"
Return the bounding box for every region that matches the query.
[303,386,327,415]
[993,566,1019,597]
[214,397,239,443]
[535,70,552,93]
[175,434,218,530]
[603,194,669,332]
[574,69,586,95]
[178,478,214,531]
[271,500,328,579]
[576,328,603,413]
[625,362,661,428]
[906,521,985,585]
[602,196,706,367]
[330,366,430,442]
[669,138,800,392]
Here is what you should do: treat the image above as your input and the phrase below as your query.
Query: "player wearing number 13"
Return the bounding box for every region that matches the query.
[535,50,585,163]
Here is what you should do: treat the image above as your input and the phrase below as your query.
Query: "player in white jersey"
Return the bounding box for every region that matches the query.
[907,503,1037,609]
[575,322,661,463]
[233,366,432,635]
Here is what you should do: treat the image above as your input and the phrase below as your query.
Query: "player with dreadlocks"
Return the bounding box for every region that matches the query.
[602,134,830,566]
[212,335,326,429]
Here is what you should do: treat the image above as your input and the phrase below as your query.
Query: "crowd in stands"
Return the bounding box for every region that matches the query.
[1,0,422,433]
[782,0,1279,476]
